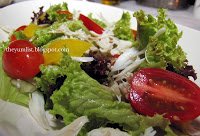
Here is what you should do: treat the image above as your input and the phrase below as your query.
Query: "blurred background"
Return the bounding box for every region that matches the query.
[0,0,200,30]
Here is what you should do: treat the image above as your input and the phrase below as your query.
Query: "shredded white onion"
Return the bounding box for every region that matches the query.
[141,127,157,136]
[110,40,132,56]
[88,127,130,136]
[110,82,122,102]
[116,60,133,71]
[114,58,145,80]
[55,24,90,41]
[112,48,145,72]
[72,57,94,62]
[112,48,137,72]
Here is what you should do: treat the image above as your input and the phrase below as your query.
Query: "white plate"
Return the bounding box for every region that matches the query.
[0,0,199,135]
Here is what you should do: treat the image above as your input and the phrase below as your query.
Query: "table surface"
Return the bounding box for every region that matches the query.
[116,0,200,31]
[3,0,200,31]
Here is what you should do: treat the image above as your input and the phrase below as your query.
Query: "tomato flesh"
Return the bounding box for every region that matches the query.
[57,10,73,19]
[79,14,104,34]
[129,68,200,122]
[3,40,44,80]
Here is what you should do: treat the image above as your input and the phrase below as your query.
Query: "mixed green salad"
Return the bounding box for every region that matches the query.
[0,2,200,136]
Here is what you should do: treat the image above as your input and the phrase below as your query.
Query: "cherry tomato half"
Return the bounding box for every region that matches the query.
[129,68,200,122]
[10,25,27,42]
[3,40,44,80]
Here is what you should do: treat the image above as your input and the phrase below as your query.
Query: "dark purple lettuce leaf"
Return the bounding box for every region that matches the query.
[31,6,53,25]
[81,51,111,86]
[166,63,197,80]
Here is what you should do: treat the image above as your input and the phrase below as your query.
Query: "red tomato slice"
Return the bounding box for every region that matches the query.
[112,54,120,58]
[3,40,44,80]
[131,29,137,40]
[129,68,200,122]
[10,25,27,42]
[56,10,73,19]
[79,14,104,34]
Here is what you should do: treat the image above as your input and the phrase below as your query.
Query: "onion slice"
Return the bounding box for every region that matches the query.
[0,99,88,136]
[48,116,89,136]
[112,48,145,72]
[72,57,94,62]
[29,91,51,130]
[88,127,130,136]
[114,58,145,80]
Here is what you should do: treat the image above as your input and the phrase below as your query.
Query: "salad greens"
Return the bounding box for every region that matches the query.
[39,54,175,135]
[35,64,66,109]
[32,23,64,47]
[66,20,89,32]
[32,20,89,47]
[113,12,135,43]
[46,3,69,22]
[0,2,197,136]
[12,31,28,40]
[134,9,186,70]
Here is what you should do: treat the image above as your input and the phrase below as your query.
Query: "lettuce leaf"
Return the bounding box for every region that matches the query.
[143,34,186,69]
[35,65,66,109]
[0,42,29,107]
[46,3,69,22]
[66,20,89,33]
[32,22,63,47]
[113,12,134,43]
[32,20,89,47]
[12,31,28,40]
[43,54,177,135]
[134,9,186,70]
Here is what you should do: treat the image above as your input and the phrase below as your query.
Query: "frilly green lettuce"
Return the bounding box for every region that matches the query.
[12,31,28,40]
[67,20,89,32]
[32,22,63,47]
[134,9,186,70]
[32,20,89,47]
[35,65,65,109]
[113,12,134,44]
[46,3,69,22]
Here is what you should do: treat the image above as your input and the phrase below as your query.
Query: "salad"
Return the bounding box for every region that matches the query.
[0,2,200,136]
